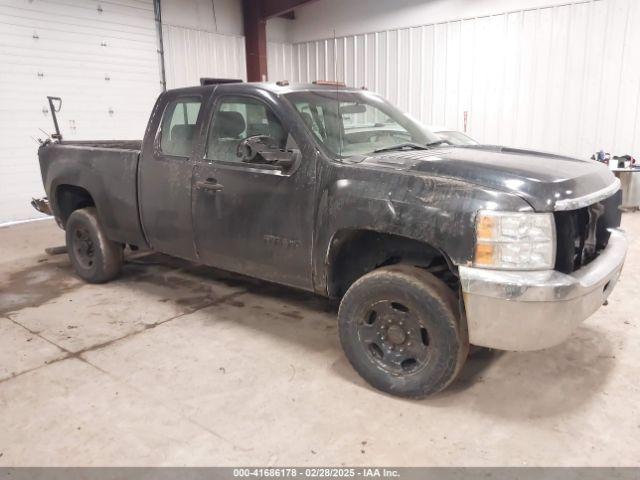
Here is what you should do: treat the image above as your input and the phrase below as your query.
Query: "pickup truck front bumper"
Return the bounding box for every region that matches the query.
[459,229,627,351]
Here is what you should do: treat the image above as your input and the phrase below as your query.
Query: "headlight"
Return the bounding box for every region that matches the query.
[474,210,556,270]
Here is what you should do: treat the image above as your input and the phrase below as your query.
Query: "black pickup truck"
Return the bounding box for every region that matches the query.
[36,80,627,397]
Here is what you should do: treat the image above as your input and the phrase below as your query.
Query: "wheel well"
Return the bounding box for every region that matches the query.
[326,229,458,298]
[55,185,95,226]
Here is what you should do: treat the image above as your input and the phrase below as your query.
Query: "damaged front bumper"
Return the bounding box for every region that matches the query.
[459,229,627,351]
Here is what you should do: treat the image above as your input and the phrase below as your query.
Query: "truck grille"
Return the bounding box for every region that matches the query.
[554,190,622,274]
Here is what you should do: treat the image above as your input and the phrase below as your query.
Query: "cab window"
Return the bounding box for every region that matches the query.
[206,96,287,162]
[294,101,326,140]
[160,97,202,157]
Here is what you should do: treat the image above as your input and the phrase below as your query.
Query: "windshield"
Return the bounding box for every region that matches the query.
[285,90,440,158]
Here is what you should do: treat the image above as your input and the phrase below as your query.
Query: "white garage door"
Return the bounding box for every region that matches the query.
[0,0,162,224]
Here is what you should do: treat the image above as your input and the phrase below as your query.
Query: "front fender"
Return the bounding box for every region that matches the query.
[312,167,531,294]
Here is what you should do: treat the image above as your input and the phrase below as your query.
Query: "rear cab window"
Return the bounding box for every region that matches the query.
[159,97,202,157]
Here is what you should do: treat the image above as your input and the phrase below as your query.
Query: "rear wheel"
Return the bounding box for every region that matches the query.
[65,207,123,283]
[338,265,468,397]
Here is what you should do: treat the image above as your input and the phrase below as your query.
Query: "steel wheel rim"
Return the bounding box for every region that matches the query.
[72,226,95,269]
[357,299,431,375]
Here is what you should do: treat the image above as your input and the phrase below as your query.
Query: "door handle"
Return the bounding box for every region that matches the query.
[195,179,224,192]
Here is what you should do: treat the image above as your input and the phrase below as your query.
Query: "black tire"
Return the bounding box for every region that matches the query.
[65,207,123,283]
[338,265,468,398]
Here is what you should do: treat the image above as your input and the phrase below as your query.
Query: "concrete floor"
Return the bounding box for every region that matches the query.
[0,216,639,467]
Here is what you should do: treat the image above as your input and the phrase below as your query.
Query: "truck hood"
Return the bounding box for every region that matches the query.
[358,145,619,211]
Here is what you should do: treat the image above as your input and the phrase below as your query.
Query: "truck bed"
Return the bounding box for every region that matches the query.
[38,141,146,247]
[59,140,142,150]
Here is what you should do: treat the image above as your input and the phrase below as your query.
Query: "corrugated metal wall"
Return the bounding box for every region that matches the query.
[162,24,246,88]
[268,0,640,159]
[0,0,161,224]
[267,40,295,84]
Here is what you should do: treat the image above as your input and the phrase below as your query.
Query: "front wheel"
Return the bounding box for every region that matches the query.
[65,207,123,284]
[338,265,468,398]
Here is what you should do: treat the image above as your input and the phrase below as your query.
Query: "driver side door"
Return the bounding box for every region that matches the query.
[192,92,317,290]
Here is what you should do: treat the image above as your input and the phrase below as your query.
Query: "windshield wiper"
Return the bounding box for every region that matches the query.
[426,140,449,147]
[373,142,429,154]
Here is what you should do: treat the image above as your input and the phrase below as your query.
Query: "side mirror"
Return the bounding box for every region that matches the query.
[236,135,298,171]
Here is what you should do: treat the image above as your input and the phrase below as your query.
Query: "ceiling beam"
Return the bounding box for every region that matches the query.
[278,11,295,20]
[260,0,317,19]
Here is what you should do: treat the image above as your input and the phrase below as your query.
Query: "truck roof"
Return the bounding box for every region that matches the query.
[166,81,366,96]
